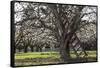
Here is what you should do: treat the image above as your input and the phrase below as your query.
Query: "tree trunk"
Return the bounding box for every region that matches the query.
[36,46,39,52]
[60,36,70,62]
[48,5,83,62]
[48,5,71,62]
[19,47,21,52]
[60,32,75,62]
[24,46,28,53]
[15,48,16,53]
[31,46,34,52]
[39,47,42,52]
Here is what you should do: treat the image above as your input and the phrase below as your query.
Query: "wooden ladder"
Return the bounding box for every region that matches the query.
[70,33,88,59]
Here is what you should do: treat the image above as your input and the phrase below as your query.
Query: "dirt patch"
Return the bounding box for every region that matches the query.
[15,57,62,66]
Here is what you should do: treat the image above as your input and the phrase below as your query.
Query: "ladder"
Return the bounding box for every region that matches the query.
[70,33,88,59]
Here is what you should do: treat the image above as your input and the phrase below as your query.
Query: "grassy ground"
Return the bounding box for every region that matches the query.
[15,51,97,66]
[15,51,60,59]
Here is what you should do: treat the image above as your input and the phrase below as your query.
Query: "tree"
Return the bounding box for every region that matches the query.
[14,2,97,62]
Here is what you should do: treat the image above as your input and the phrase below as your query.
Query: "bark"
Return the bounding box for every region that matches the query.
[30,46,34,52]
[60,33,73,62]
[18,47,22,52]
[24,46,28,53]
[36,46,40,52]
[39,47,42,52]
[48,4,71,61]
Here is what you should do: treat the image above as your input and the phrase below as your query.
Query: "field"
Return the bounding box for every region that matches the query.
[15,51,97,66]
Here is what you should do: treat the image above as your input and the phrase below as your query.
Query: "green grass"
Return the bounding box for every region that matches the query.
[15,51,96,59]
[70,51,96,58]
[15,51,60,59]
[15,51,97,66]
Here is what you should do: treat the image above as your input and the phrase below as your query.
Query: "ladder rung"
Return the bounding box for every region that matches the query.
[78,51,83,56]
[73,42,79,47]
[71,44,79,57]
[70,33,88,58]
[71,37,76,43]
[76,46,81,51]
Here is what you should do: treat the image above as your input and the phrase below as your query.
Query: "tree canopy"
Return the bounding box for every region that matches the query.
[14,2,97,62]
